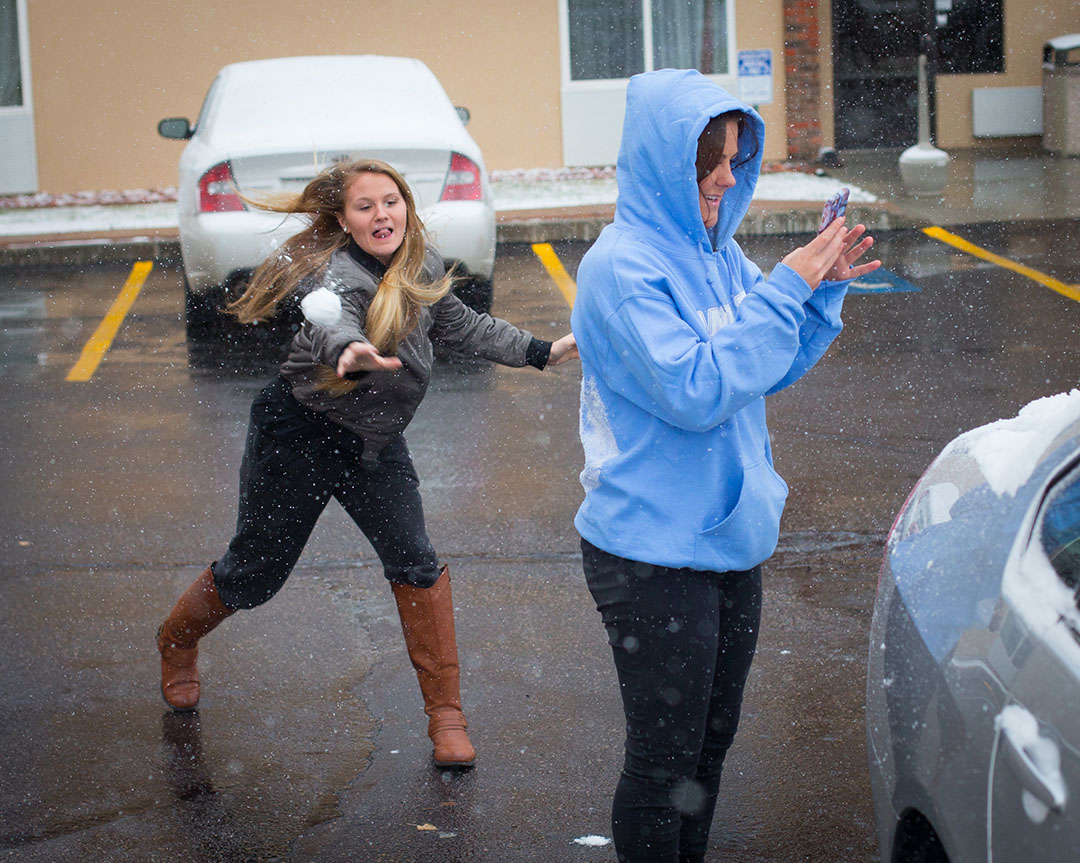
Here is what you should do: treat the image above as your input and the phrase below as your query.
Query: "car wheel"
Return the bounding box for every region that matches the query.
[892,812,950,863]
[453,274,494,316]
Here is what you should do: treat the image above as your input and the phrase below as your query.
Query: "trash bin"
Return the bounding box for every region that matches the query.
[1042,33,1080,156]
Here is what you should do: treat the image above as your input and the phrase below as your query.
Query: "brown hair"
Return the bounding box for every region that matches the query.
[228,158,453,395]
[695,110,759,182]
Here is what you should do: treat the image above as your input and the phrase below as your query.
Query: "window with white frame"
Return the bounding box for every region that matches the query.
[0,0,36,193]
[0,0,23,108]
[559,0,735,166]
[567,0,731,82]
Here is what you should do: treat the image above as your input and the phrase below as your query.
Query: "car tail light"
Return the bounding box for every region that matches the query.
[198,161,245,212]
[441,152,483,201]
[876,469,931,593]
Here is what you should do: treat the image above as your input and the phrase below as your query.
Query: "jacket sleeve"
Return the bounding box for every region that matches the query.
[593,252,814,432]
[428,293,534,366]
[743,247,847,395]
[304,280,373,371]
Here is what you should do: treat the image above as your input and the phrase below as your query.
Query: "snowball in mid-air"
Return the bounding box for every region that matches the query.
[300,287,342,327]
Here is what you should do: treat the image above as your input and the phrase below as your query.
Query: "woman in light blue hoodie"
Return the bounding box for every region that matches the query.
[571,69,880,863]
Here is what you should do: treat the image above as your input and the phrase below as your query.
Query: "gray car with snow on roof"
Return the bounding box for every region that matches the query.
[867,390,1080,863]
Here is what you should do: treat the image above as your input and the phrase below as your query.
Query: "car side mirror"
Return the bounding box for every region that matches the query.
[158,117,194,140]
[455,106,471,126]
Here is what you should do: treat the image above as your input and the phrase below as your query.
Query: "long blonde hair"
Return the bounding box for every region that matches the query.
[228,159,454,394]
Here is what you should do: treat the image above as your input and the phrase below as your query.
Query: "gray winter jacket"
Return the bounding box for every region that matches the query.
[280,243,540,459]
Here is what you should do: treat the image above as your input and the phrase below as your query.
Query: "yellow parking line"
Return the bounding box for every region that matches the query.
[531,242,577,307]
[66,261,153,382]
[923,226,1080,304]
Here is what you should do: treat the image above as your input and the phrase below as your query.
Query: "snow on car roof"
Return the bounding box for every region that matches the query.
[941,389,1080,498]
[201,55,471,153]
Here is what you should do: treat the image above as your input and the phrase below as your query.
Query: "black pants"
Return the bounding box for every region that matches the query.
[581,539,762,863]
[212,378,440,610]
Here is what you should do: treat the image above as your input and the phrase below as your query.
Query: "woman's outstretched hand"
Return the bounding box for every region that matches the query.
[824,222,881,283]
[337,341,403,376]
[548,333,579,367]
[781,218,881,290]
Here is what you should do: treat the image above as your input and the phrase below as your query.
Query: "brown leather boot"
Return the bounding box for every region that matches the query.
[157,565,234,712]
[391,565,476,768]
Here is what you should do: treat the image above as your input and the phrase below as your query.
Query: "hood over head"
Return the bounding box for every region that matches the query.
[613,68,764,251]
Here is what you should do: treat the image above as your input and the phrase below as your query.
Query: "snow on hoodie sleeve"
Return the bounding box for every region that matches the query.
[592,246,814,432]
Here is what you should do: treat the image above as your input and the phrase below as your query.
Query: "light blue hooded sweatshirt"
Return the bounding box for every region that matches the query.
[571,69,849,573]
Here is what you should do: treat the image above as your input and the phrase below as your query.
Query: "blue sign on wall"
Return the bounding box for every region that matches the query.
[737,50,773,106]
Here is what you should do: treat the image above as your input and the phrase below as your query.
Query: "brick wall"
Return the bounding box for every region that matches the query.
[783,0,823,162]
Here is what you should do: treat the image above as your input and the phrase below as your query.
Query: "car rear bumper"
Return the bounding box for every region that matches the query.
[420,199,496,279]
[180,210,308,295]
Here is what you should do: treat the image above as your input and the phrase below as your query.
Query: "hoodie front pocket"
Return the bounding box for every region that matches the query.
[697,459,788,542]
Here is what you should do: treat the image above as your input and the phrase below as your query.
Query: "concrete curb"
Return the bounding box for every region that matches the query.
[0,234,182,269]
[0,202,917,270]
[494,202,912,245]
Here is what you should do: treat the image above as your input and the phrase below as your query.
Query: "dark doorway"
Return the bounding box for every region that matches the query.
[832,0,930,149]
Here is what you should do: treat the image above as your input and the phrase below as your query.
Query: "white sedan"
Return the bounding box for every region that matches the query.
[158,55,496,337]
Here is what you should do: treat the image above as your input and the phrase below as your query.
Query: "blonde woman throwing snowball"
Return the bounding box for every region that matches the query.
[156,159,577,769]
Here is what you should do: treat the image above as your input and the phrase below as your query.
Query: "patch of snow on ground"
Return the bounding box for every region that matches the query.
[754,172,877,202]
[0,187,178,209]
[0,202,181,237]
[573,835,612,847]
[491,171,874,211]
[0,171,874,238]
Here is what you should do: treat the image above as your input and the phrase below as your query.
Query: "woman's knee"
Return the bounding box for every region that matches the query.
[383,561,442,588]
[211,557,292,610]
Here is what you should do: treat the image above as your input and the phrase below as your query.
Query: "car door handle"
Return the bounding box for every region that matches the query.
[1001,721,1068,813]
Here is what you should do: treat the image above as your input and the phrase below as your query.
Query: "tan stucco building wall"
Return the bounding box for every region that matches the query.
[27,0,564,192]
[19,0,1080,196]
[25,0,798,195]
[935,1,1080,150]
[735,0,789,162]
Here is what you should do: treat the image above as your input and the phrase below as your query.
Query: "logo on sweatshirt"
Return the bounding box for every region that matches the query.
[696,289,747,336]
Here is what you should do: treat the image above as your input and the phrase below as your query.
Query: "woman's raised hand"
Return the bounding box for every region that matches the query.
[824,222,881,283]
[781,219,881,290]
[548,333,579,367]
[336,340,403,376]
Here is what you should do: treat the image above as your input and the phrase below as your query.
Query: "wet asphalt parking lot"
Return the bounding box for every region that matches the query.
[1,221,1078,861]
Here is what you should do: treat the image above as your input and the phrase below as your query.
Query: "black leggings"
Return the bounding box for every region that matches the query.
[212,378,440,610]
[581,539,762,863]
